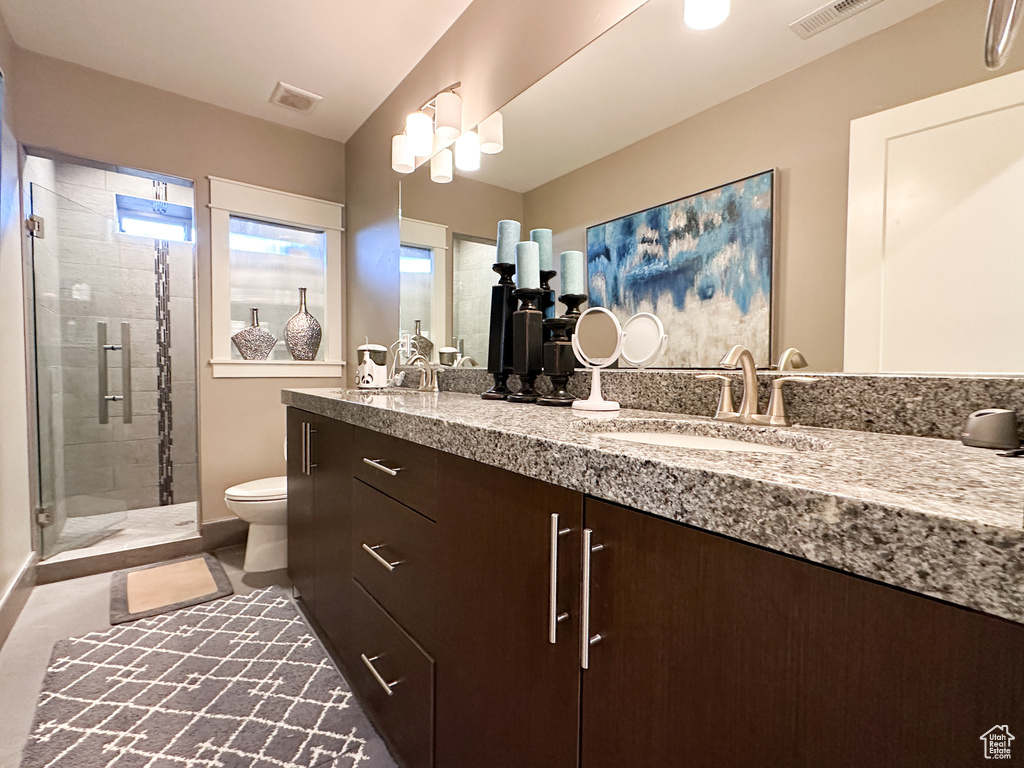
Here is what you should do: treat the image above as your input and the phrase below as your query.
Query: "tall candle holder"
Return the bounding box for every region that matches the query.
[537,316,576,406]
[482,262,518,400]
[508,287,544,403]
[559,293,588,367]
[540,269,557,320]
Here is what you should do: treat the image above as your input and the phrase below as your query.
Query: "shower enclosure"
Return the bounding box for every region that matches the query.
[24,153,199,561]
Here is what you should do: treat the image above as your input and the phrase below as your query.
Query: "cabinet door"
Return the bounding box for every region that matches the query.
[286,408,316,611]
[435,454,583,768]
[312,418,353,660]
[582,498,1024,768]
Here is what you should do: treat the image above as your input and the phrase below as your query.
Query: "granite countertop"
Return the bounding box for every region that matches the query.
[282,388,1024,624]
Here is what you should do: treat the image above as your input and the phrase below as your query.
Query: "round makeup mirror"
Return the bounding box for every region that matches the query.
[621,312,667,368]
[571,307,625,411]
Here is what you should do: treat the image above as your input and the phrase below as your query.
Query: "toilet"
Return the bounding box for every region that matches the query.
[224,476,289,572]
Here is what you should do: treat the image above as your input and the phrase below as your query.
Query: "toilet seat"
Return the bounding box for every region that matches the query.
[225,476,288,502]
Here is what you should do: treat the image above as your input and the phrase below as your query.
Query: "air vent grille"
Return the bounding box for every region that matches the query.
[269,82,324,114]
[789,0,887,39]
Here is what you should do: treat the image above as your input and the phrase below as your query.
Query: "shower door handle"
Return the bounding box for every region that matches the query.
[120,322,132,424]
[97,321,132,424]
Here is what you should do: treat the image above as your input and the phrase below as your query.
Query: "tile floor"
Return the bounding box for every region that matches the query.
[43,501,198,562]
[0,545,290,768]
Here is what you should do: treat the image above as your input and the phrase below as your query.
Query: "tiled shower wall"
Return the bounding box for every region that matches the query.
[43,161,197,517]
[452,236,497,364]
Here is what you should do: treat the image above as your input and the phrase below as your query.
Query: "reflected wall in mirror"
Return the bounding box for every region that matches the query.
[397,0,1024,373]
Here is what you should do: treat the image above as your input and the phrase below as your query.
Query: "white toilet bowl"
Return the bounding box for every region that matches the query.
[224,476,288,572]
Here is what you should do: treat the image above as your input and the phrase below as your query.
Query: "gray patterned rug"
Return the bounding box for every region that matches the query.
[19,587,396,768]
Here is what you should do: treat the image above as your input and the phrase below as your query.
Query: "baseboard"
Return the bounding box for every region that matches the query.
[200,517,248,551]
[0,552,38,652]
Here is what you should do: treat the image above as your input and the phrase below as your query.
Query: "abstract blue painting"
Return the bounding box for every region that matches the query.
[586,170,774,368]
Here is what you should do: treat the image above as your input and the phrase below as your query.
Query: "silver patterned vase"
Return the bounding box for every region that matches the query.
[285,287,322,360]
[232,307,277,360]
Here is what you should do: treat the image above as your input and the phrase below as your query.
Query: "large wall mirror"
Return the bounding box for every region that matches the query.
[398,0,1024,374]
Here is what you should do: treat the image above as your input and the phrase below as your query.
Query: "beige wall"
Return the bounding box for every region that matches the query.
[523,0,1024,371]
[345,0,646,379]
[0,12,32,597]
[10,49,347,522]
[401,172,523,339]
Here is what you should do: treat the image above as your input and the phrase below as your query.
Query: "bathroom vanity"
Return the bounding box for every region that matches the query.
[283,388,1024,768]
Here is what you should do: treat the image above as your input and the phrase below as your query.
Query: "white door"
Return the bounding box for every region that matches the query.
[844,69,1024,373]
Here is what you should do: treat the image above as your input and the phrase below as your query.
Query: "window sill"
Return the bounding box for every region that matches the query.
[209,359,345,379]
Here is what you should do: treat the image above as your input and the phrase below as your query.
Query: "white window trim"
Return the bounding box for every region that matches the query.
[208,177,345,378]
[400,217,448,350]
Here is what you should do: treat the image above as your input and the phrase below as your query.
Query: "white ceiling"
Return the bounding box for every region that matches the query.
[470,0,947,193]
[0,0,476,143]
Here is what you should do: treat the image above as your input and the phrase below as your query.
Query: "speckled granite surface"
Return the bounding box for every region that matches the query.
[401,367,1024,442]
[284,388,1024,624]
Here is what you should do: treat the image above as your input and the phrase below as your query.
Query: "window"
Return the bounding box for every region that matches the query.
[399,218,448,359]
[116,194,194,242]
[209,177,344,378]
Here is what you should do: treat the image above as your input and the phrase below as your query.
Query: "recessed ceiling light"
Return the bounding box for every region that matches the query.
[684,0,730,31]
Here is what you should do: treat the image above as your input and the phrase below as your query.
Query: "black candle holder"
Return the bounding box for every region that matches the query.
[507,287,544,403]
[482,263,518,400]
[559,293,588,320]
[540,269,557,320]
[538,316,576,406]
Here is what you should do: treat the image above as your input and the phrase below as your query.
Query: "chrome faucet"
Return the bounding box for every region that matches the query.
[455,355,478,368]
[407,354,439,392]
[719,345,761,423]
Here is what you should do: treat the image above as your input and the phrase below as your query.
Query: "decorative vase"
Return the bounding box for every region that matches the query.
[285,287,322,360]
[411,319,434,361]
[232,307,277,360]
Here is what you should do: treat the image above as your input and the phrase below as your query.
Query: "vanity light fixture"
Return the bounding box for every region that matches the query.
[391,134,415,174]
[478,111,504,154]
[435,90,463,141]
[406,110,434,157]
[431,148,454,183]
[684,0,730,30]
[455,129,481,171]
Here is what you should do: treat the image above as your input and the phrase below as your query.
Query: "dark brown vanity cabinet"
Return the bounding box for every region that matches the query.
[286,409,1024,768]
[286,408,354,658]
[581,498,1024,768]
[434,453,584,768]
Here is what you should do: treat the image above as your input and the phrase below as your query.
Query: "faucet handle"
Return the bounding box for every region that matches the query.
[697,374,738,420]
[762,376,818,426]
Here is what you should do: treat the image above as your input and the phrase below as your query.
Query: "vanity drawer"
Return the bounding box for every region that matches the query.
[353,480,436,650]
[353,427,437,520]
[350,581,434,768]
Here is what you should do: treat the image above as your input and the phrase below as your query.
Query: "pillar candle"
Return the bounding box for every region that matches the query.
[515,241,540,289]
[561,250,585,295]
[496,220,521,264]
[530,228,553,271]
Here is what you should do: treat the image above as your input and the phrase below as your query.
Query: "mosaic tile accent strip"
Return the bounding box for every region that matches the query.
[155,235,173,506]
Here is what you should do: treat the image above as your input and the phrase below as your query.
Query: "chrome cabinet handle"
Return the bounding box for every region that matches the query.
[362,543,403,572]
[360,653,398,696]
[302,423,317,475]
[549,514,570,644]
[580,528,604,669]
[363,458,402,476]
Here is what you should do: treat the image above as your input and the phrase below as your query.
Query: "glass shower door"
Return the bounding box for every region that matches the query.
[30,183,133,558]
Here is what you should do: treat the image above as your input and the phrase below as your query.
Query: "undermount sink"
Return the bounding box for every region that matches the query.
[594,431,799,454]
[577,417,830,454]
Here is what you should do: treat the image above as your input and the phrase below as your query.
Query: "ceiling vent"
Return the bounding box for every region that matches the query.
[269,82,324,114]
[789,0,887,39]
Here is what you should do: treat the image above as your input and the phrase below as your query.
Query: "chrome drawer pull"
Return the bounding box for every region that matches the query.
[362,543,404,572]
[549,514,571,644]
[360,653,398,696]
[363,458,402,476]
[581,529,604,669]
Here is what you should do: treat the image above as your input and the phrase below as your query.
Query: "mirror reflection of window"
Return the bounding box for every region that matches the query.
[452,234,497,366]
[399,245,434,342]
